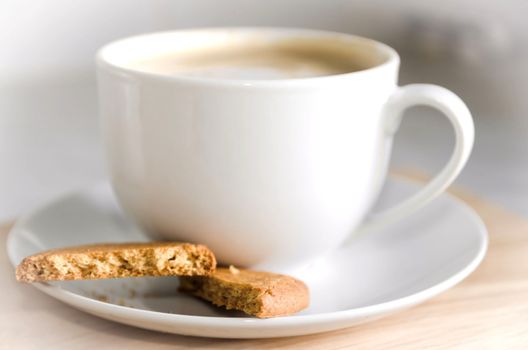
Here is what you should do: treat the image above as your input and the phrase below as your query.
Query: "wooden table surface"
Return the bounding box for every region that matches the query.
[2,184,528,349]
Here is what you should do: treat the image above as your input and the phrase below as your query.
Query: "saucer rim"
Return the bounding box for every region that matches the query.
[6,177,488,331]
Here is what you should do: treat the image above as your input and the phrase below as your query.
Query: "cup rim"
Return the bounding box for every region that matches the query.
[96,27,400,87]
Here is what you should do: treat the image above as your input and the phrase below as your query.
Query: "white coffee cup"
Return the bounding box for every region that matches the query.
[97,28,474,271]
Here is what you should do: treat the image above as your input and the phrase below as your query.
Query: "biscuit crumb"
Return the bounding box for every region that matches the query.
[229,265,240,275]
[91,292,109,303]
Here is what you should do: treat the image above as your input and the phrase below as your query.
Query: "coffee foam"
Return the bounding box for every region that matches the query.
[127,36,380,80]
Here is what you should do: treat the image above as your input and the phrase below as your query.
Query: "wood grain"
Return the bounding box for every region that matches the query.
[2,180,528,349]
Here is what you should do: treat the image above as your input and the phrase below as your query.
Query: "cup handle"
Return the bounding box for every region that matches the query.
[356,84,475,234]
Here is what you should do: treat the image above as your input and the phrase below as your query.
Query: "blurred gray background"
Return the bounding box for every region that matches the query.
[1,0,527,221]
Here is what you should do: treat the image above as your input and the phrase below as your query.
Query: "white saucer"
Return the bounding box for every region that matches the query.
[7,177,487,339]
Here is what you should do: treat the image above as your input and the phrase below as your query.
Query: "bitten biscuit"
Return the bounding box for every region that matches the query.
[16,242,216,283]
[180,266,309,318]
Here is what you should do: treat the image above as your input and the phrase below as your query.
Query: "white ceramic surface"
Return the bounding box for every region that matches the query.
[7,177,487,339]
[97,28,474,270]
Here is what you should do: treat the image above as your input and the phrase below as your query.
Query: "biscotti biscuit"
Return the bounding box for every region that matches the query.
[16,242,216,283]
[180,266,309,318]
